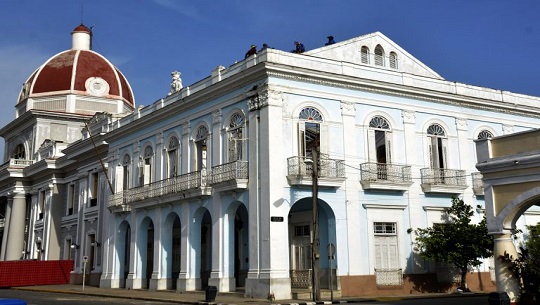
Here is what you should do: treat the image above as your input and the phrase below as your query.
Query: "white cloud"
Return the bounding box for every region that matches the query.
[149,0,202,19]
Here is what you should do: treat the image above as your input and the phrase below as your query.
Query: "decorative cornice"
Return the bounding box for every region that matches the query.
[340,101,356,117]
[212,110,222,125]
[503,124,514,135]
[402,110,415,124]
[248,89,283,111]
[266,71,540,119]
[455,118,468,131]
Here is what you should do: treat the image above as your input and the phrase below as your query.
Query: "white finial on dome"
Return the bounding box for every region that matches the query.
[71,24,91,50]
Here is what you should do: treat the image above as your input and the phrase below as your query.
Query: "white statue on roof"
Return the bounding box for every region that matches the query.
[169,71,183,96]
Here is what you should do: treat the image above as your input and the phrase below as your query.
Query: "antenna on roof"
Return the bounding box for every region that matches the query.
[80,2,84,24]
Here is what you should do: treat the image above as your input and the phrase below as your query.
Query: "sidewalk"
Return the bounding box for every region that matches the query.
[11,284,487,305]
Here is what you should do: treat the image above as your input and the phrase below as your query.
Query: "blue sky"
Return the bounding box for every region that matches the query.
[0,0,539,158]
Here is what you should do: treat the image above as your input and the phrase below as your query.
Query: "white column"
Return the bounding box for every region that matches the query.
[5,193,26,260]
[149,212,163,290]
[0,197,12,260]
[492,232,520,303]
[340,102,357,274]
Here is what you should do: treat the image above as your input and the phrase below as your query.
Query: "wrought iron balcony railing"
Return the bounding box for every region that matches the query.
[471,172,484,196]
[359,162,413,191]
[108,170,210,211]
[287,156,345,178]
[287,156,346,187]
[210,160,248,184]
[420,168,468,193]
[360,162,412,183]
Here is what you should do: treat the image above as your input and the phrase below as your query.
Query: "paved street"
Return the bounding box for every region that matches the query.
[0,290,181,305]
[348,294,488,305]
[0,288,490,305]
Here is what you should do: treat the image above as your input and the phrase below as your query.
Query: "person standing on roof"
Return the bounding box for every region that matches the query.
[245,45,257,58]
[292,41,305,53]
[325,35,336,46]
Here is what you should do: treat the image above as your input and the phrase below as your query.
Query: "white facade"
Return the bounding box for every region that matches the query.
[2,29,540,299]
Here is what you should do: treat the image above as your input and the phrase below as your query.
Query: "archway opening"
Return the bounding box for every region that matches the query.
[288,197,337,290]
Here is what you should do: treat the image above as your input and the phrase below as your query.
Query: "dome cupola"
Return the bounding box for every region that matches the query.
[16,24,135,117]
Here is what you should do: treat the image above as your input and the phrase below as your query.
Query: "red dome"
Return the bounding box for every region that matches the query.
[72,24,91,33]
[20,49,135,107]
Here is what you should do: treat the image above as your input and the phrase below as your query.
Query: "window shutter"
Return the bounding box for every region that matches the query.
[429,137,438,168]
[368,129,377,163]
[298,122,306,158]
[441,138,448,169]
[144,164,151,185]
[228,136,237,162]
[320,124,329,155]
[386,131,392,164]
[115,166,124,192]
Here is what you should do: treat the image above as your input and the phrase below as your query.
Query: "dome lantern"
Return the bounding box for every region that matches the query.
[71,24,91,51]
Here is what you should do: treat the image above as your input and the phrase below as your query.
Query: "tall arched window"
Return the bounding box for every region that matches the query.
[12,144,25,159]
[361,46,370,64]
[122,154,131,190]
[389,52,398,69]
[369,116,392,180]
[195,126,208,171]
[427,124,447,169]
[167,136,180,178]
[140,145,154,185]
[298,107,323,159]
[374,45,385,66]
[228,113,245,162]
[369,116,392,164]
[477,130,494,140]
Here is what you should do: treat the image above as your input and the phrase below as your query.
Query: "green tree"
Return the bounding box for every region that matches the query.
[500,223,540,300]
[408,197,493,290]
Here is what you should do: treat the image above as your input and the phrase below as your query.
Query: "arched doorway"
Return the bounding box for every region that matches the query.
[162,213,182,290]
[138,217,154,289]
[117,221,131,288]
[234,204,248,288]
[200,210,212,289]
[288,197,337,290]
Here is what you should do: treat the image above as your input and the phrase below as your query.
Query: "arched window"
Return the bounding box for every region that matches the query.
[374,45,385,66]
[195,126,209,171]
[122,154,131,190]
[12,144,25,159]
[228,113,245,162]
[167,136,180,178]
[368,116,392,165]
[389,52,398,69]
[299,107,323,159]
[361,46,370,64]
[427,123,447,169]
[140,145,154,185]
[477,130,494,140]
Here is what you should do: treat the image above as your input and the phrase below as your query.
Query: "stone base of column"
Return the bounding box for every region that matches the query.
[208,277,235,292]
[126,274,144,290]
[149,278,168,291]
[245,277,291,300]
[176,277,198,292]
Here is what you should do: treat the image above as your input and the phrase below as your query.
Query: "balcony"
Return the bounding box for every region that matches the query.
[471,172,484,196]
[108,191,131,213]
[287,156,346,188]
[108,170,212,212]
[0,158,34,172]
[420,168,468,194]
[210,160,248,192]
[360,163,413,191]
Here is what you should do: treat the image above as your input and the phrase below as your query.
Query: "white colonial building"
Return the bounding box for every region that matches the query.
[1,25,540,300]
